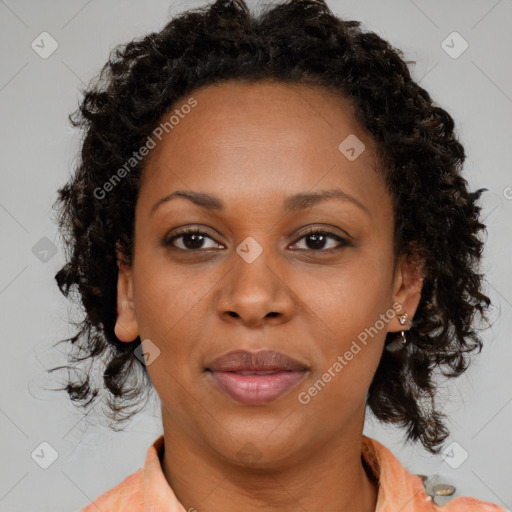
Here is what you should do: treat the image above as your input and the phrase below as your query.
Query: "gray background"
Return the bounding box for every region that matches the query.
[1,1,511,511]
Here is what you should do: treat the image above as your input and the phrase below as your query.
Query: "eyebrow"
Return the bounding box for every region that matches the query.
[150,188,370,216]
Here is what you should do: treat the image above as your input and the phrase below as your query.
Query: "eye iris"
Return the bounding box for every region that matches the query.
[183,233,205,249]
[306,233,327,250]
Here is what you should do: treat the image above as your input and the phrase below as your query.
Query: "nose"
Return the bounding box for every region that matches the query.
[215,243,295,328]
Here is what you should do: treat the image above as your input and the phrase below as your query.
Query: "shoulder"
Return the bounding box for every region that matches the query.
[79,468,145,511]
[78,435,176,512]
[440,496,509,512]
[361,436,508,512]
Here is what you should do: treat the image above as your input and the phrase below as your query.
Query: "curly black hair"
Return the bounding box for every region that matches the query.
[50,0,492,454]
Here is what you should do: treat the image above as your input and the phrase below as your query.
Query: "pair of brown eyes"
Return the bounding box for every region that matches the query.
[162,227,351,252]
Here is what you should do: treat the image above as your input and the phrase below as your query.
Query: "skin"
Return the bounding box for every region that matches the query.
[115,80,424,512]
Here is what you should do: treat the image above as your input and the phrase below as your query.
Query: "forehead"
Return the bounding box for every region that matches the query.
[137,80,387,219]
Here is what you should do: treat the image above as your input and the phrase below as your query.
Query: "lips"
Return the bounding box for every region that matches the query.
[205,350,308,405]
[206,349,308,372]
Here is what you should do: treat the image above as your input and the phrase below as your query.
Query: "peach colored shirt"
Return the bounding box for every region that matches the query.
[79,435,507,511]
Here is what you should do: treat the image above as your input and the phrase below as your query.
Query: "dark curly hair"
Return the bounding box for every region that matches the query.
[50,0,492,454]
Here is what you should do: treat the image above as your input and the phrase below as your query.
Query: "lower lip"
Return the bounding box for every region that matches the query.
[207,370,307,405]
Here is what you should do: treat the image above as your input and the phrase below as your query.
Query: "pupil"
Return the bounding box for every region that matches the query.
[184,233,204,249]
[307,234,325,249]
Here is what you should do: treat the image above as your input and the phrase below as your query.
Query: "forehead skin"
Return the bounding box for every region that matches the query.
[137,80,392,260]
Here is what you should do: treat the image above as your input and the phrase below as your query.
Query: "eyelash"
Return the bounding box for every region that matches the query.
[162,227,351,252]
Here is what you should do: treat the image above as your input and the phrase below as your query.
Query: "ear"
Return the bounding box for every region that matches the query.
[115,247,139,342]
[388,253,425,333]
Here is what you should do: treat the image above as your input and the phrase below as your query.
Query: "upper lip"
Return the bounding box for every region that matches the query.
[206,350,309,372]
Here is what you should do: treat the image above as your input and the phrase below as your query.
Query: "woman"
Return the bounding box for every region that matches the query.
[51,0,506,510]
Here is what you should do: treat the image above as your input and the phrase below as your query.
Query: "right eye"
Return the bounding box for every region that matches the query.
[162,227,225,251]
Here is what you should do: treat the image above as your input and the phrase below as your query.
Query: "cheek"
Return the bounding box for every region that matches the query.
[132,257,206,336]
[304,254,393,332]
[299,259,391,395]
[133,276,178,337]
[132,270,204,401]
[131,263,217,393]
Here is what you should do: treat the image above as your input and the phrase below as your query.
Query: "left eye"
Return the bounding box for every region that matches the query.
[290,229,349,251]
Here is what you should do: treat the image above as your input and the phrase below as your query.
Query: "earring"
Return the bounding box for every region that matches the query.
[385,312,409,353]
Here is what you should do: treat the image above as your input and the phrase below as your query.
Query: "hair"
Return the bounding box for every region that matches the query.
[50,0,492,454]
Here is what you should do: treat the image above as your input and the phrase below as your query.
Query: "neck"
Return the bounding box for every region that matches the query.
[160,418,378,512]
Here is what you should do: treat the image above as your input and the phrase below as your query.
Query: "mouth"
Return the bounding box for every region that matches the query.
[205,350,309,405]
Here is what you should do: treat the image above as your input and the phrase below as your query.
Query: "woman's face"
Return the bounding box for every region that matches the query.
[116,80,423,466]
